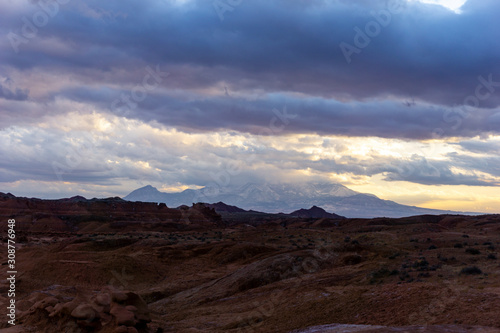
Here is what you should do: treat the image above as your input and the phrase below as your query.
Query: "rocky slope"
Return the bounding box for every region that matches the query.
[0,192,223,233]
[1,193,500,332]
[123,183,476,218]
[290,206,345,219]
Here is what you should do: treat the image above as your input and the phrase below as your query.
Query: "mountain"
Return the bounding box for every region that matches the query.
[123,182,478,218]
[0,192,224,232]
[290,206,344,219]
[124,185,198,207]
[204,202,248,213]
[124,182,357,209]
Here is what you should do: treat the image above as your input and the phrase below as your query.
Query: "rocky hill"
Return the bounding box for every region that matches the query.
[1,192,500,332]
[0,192,223,233]
[123,183,479,218]
[290,206,345,219]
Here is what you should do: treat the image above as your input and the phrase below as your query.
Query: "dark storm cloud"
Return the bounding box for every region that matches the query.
[383,155,499,186]
[272,149,500,187]
[456,139,500,154]
[57,85,500,139]
[0,79,29,101]
[447,151,500,178]
[1,0,499,137]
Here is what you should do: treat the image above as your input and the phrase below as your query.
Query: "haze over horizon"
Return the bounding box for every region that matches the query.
[1,0,500,213]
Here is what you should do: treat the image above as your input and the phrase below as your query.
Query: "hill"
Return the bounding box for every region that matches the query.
[123,182,478,218]
[1,191,499,332]
[290,206,344,219]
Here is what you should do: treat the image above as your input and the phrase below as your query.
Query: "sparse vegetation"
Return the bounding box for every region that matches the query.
[4,194,500,332]
[369,267,399,284]
[465,248,481,255]
[388,252,400,260]
[412,258,429,270]
[460,266,482,275]
[342,254,363,265]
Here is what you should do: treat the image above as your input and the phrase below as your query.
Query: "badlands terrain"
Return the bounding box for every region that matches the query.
[1,193,500,332]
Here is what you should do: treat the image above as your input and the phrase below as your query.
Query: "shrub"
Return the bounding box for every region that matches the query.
[460,266,482,275]
[465,248,481,255]
[342,254,363,265]
[487,254,497,260]
[369,267,396,284]
[428,245,437,250]
[399,270,410,281]
[389,253,400,260]
[453,243,463,248]
[412,258,429,270]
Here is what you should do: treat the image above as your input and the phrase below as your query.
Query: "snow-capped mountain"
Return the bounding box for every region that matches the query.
[123,182,475,218]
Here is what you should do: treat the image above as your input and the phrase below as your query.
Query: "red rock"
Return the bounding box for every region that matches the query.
[114,326,129,333]
[110,304,136,326]
[95,293,111,306]
[112,291,129,303]
[125,305,137,312]
[70,303,97,321]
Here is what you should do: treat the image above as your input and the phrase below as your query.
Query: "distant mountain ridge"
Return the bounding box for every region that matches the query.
[204,202,248,213]
[123,182,479,218]
[290,206,344,219]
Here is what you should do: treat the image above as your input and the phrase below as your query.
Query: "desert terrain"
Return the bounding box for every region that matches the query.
[1,193,500,332]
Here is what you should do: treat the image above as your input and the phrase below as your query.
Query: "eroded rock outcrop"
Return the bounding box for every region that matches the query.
[11,285,151,332]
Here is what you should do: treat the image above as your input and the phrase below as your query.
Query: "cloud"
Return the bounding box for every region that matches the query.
[456,137,500,154]
[1,0,499,138]
[0,78,29,101]
[54,90,500,139]
[1,112,498,193]
[0,0,499,208]
[382,155,500,186]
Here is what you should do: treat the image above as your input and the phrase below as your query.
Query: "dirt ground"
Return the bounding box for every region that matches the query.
[1,211,500,332]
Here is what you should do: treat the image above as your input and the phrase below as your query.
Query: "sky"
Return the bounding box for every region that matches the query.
[0,0,499,213]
